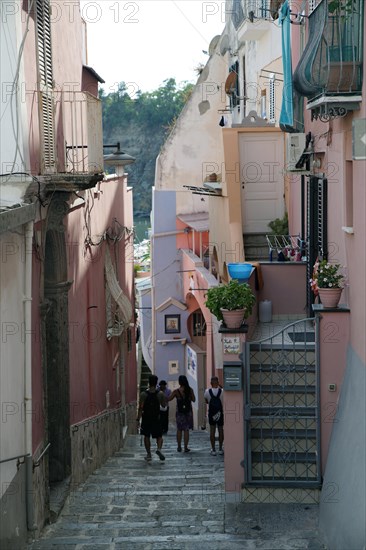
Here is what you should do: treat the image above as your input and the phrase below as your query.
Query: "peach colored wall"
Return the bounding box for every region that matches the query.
[176,218,209,258]
[316,309,350,473]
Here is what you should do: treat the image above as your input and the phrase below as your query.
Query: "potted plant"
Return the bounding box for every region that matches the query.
[205,279,256,328]
[310,259,345,308]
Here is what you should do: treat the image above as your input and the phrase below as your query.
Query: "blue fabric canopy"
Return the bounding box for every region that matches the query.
[279,0,294,132]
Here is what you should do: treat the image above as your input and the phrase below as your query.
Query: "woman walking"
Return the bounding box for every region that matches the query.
[168,375,196,452]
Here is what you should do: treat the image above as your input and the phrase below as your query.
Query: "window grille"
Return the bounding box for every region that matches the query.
[269,73,275,123]
[308,0,320,14]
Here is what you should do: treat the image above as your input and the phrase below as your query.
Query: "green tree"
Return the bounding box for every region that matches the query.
[101,78,193,217]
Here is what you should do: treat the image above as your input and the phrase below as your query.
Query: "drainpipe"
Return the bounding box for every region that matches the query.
[24,221,36,531]
[150,228,190,371]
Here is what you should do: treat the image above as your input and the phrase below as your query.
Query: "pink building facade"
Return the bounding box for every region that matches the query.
[0,3,137,548]
[288,2,366,548]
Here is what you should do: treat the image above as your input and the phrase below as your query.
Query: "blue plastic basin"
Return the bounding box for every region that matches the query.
[227,263,252,282]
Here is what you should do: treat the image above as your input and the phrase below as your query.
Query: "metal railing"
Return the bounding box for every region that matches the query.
[294,0,364,98]
[61,91,104,174]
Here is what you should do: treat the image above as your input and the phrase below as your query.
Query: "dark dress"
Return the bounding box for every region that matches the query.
[175,389,193,431]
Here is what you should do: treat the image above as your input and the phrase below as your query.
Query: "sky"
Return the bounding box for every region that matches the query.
[80,0,226,94]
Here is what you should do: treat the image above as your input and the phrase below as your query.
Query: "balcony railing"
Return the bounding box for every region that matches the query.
[233,0,274,41]
[293,0,363,120]
[60,91,104,174]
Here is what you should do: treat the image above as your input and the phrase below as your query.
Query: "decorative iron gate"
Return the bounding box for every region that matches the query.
[243,318,321,488]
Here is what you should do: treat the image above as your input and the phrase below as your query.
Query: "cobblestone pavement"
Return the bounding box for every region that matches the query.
[28,429,327,549]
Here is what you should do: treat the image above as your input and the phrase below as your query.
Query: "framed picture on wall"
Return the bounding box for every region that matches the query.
[165,314,180,334]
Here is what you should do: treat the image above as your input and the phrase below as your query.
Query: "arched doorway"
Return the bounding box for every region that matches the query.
[186,304,208,429]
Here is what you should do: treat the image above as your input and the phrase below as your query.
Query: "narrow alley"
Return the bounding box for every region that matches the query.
[28,429,326,550]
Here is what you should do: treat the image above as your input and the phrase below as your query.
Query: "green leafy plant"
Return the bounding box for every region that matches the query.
[268,212,288,235]
[328,0,356,15]
[205,279,256,322]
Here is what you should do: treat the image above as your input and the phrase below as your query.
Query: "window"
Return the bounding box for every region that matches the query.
[193,312,206,337]
[229,62,240,110]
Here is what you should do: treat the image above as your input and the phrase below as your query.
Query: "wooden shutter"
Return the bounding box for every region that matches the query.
[35,0,56,172]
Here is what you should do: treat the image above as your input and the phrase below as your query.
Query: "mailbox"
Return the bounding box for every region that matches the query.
[223,362,243,391]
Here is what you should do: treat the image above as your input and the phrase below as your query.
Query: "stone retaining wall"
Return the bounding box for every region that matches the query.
[70,403,137,485]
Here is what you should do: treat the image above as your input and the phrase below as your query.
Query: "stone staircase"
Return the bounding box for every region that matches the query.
[140,361,152,392]
[243,233,269,261]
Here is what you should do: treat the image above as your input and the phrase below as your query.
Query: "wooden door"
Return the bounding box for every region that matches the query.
[240,132,285,233]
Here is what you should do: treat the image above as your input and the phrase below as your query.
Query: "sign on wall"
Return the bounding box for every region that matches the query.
[168,360,179,375]
[186,346,197,381]
[353,119,366,160]
[223,336,241,355]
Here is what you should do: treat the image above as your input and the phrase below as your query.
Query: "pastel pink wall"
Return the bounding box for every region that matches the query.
[257,263,307,316]
[66,176,136,423]
[317,310,350,472]
[224,390,244,493]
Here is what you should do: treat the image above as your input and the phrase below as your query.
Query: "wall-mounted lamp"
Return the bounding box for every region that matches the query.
[103,142,136,176]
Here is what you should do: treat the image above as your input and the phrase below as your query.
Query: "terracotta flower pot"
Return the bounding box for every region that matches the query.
[220,308,245,329]
[318,287,342,308]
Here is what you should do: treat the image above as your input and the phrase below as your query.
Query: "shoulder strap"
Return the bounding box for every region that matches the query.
[209,389,214,398]
[217,388,222,398]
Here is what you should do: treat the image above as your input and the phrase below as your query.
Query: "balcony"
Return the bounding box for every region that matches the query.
[61,91,104,175]
[37,90,104,191]
[234,0,273,42]
[293,0,363,121]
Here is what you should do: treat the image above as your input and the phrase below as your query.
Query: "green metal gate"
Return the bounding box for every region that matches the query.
[243,318,322,488]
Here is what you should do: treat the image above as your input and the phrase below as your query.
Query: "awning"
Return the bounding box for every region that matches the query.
[105,246,133,338]
[177,212,209,232]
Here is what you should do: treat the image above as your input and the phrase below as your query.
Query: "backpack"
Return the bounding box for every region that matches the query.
[143,390,160,419]
[208,388,223,422]
[177,390,191,415]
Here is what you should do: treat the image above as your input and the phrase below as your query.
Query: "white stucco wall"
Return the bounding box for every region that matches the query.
[155,39,227,216]
[0,7,28,174]
[0,231,27,498]
[222,11,282,122]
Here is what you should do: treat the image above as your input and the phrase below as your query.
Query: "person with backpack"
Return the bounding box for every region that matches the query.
[168,375,196,453]
[204,376,224,456]
[136,374,166,462]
